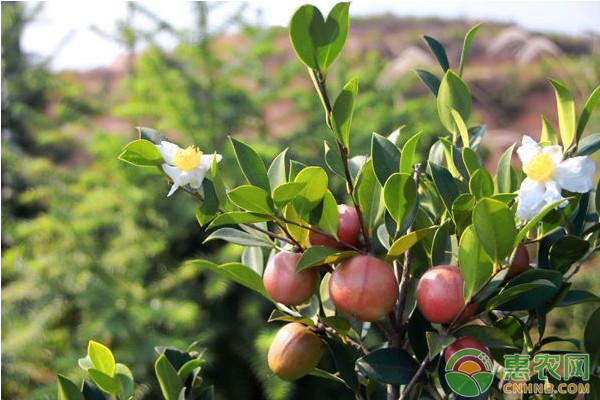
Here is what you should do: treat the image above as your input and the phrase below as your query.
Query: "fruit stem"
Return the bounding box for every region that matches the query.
[314,321,368,355]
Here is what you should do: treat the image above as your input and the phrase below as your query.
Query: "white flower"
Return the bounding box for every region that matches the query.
[515,135,596,220]
[156,141,222,197]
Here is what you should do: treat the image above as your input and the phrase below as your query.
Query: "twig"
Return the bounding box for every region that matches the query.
[274,220,304,250]
[399,356,430,400]
[315,322,369,355]
[564,244,599,281]
[277,216,363,253]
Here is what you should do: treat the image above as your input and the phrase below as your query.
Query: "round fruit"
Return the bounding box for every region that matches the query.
[263,251,318,306]
[506,243,530,279]
[444,336,491,363]
[267,323,324,381]
[328,255,398,322]
[309,204,361,249]
[416,265,465,324]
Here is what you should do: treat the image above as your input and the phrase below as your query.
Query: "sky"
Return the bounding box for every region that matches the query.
[21,1,600,71]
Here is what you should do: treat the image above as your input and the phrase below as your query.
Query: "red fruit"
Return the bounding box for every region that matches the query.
[268,323,324,381]
[309,204,361,249]
[444,337,491,364]
[263,252,318,306]
[416,265,465,324]
[328,255,398,322]
[506,243,530,279]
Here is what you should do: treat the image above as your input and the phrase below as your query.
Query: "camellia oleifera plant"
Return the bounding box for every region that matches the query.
[59,3,600,400]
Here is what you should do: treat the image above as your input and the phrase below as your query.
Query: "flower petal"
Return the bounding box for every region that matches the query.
[554,156,596,193]
[188,167,207,189]
[543,180,567,208]
[156,141,180,165]
[200,154,222,169]
[162,165,189,197]
[516,178,546,220]
[517,135,542,168]
[541,145,563,166]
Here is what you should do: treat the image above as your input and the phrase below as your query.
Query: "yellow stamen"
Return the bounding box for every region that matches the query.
[524,153,554,182]
[173,146,202,171]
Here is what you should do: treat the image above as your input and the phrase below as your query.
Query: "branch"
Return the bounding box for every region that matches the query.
[314,321,368,355]
[277,216,363,253]
[564,244,600,281]
[399,356,430,400]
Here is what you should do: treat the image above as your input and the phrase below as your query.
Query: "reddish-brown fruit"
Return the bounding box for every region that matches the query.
[267,323,324,381]
[416,265,465,324]
[328,255,398,322]
[444,337,492,364]
[506,243,530,279]
[263,252,318,306]
[309,204,361,249]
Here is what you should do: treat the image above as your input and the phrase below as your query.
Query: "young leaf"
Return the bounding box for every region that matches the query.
[422,35,450,72]
[459,225,493,301]
[57,375,85,400]
[137,126,167,144]
[312,190,339,236]
[331,77,359,148]
[289,3,350,71]
[272,182,307,206]
[450,108,470,148]
[296,246,357,272]
[383,173,417,225]
[242,246,264,275]
[472,198,516,263]
[207,212,271,229]
[267,148,288,189]
[230,137,271,192]
[386,226,437,261]
[371,133,401,186]
[400,132,422,174]
[88,341,116,377]
[437,70,472,135]
[115,364,134,399]
[155,354,183,400]
[415,69,440,96]
[576,85,600,142]
[227,185,274,214]
[540,115,558,145]
[469,169,494,199]
[324,140,345,178]
[486,280,558,311]
[293,167,329,216]
[495,144,516,193]
[87,369,120,395]
[118,139,163,167]
[458,23,483,77]
[462,147,480,176]
[549,80,576,150]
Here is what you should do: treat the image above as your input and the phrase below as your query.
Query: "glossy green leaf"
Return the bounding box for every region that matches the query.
[324,140,345,178]
[88,369,120,395]
[450,108,470,148]
[356,348,420,385]
[195,180,220,226]
[415,69,440,96]
[576,133,600,156]
[272,182,307,206]
[242,246,264,275]
[458,23,482,77]
[308,368,348,386]
[289,3,350,71]
[453,325,518,349]
[115,363,134,399]
[230,137,270,192]
[459,225,493,301]
[177,359,204,382]
[289,159,306,181]
[387,226,437,261]
[227,185,274,215]
[431,223,452,265]
[486,279,558,311]
[204,228,273,248]
[371,133,400,186]
[437,70,472,134]
[469,169,494,199]
[155,354,183,400]
[293,167,329,216]
[429,162,460,213]
[383,173,417,225]
[296,246,357,272]
[355,159,384,233]
[267,148,288,189]
[400,132,422,174]
[312,190,339,236]
[576,85,600,142]
[549,235,590,273]
[331,77,359,148]
[496,143,516,193]
[452,193,476,234]
[423,35,450,72]
[207,212,271,229]
[462,147,480,176]
[585,307,600,369]
[118,139,163,167]
[473,198,516,263]
[188,260,267,297]
[540,115,558,145]
[558,290,600,307]
[268,309,314,326]
[550,80,576,149]
[57,375,85,400]
[88,341,115,377]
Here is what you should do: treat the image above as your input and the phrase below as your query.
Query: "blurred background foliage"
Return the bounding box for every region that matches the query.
[1,2,599,399]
